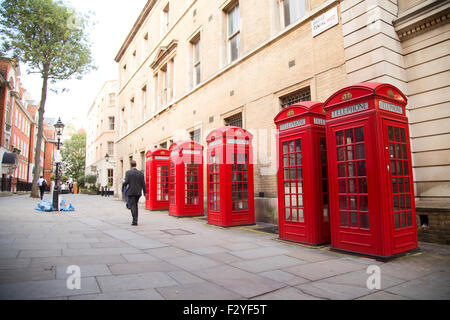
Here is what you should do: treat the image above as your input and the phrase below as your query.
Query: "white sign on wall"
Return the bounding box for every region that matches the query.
[312,7,339,37]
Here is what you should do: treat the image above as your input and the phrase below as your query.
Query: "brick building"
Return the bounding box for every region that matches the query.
[0,57,56,192]
[112,0,449,240]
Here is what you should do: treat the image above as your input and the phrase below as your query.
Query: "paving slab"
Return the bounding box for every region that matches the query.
[69,289,165,300]
[61,247,141,256]
[204,252,244,264]
[166,270,206,285]
[229,247,289,260]
[103,229,143,241]
[284,258,366,281]
[385,271,450,300]
[0,258,31,269]
[356,291,410,300]
[0,277,100,300]
[297,281,373,300]
[124,238,168,250]
[96,272,178,292]
[18,249,62,258]
[186,246,228,255]
[156,282,243,300]
[122,253,160,262]
[0,267,56,284]
[90,241,130,249]
[167,255,221,271]
[146,246,193,259]
[108,260,181,275]
[252,286,323,300]
[29,254,127,268]
[259,270,310,286]
[231,255,306,273]
[192,265,286,299]
[56,264,112,279]
[0,248,19,259]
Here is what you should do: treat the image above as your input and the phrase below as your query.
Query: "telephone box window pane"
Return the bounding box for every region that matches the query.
[388,127,394,141]
[402,145,407,159]
[359,179,368,193]
[357,161,366,177]
[340,212,348,226]
[345,129,354,144]
[350,213,358,227]
[348,163,355,177]
[298,209,304,222]
[337,147,345,161]
[360,212,369,229]
[292,208,298,221]
[348,179,356,193]
[283,142,288,153]
[349,196,357,210]
[394,213,400,228]
[285,208,291,221]
[400,128,406,143]
[283,155,289,167]
[359,195,368,211]
[392,178,398,193]
[336,131,344,145]
[339,179,346,193]
[356,144,365,159]
[355,127,364,142]
[338,164,346,177]
[407,212,412,226]
[346,146,354,161]
[339,196,347,210]
[394,127,400,142]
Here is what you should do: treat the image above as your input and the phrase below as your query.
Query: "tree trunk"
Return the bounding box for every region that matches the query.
[30,72,49,198]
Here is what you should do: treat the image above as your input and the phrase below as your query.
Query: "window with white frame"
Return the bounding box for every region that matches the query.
[141,85,147,118]
[192,35,201,86]
[109,93,115,105]
[227,3,240,63]
[161,3,170,36]
[107,141,114,156]
[281,0,306,27]
[108,116,115,130]
[190,129,201,143]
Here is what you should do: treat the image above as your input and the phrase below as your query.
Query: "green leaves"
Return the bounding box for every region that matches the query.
[61,132,86,185]
[0,0,95,79]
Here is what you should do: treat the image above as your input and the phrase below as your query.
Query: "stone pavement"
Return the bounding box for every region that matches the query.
[0,194,448,300]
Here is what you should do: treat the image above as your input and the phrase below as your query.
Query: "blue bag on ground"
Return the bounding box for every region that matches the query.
[35,200,53,212]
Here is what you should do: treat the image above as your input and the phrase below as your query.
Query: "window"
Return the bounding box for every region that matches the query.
[107,169,113,185]
[161,3,170,36]
[108,116,115,130]
[109,93,116,105]
[190,129,201,143]
[227,3,240,62]
[224,112,242,128]
[281,0,306,27]
[160,141,168,149]
[107,141,114,156]
[280,87,311,109]
[141,85,147,118]
[192,36,201,86]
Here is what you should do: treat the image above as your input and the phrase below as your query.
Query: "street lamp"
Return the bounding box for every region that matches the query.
[52,117,65,211]
[105,153,110,162]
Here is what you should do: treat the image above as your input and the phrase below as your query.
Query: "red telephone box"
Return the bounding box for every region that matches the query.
[324,82,418,260]
[168,141,204,217]
[145,148,170,211]
[206,126,255,227]
[274,102,330,245]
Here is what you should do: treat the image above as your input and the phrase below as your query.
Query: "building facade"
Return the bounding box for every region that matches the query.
[114,0,449,226]
[0,57,57,192]
[85,80,119,194]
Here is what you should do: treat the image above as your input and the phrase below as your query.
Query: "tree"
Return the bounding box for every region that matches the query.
[0,0,95,198]
[61,132,86,186]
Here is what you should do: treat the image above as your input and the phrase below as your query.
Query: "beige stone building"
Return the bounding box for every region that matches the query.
[86,80,119,194]
[114,0,449,232]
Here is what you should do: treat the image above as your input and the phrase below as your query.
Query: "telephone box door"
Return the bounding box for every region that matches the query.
[382,119,417,254]
[279,136,307,241]
[329,120,378,255]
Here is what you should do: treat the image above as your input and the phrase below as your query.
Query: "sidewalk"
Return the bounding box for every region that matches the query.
[0,194,448,300]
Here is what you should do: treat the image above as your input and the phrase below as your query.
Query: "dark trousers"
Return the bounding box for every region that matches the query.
[128,195,141,224]
[39,186,45,200]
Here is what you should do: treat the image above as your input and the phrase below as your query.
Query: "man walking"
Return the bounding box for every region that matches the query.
[37,176,47,200]
[123,160,146,226]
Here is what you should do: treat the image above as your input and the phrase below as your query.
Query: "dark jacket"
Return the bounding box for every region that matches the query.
[123,168,146,197]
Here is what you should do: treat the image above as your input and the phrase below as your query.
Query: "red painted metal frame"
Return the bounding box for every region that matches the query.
[168,141,204,217]
[145,148,170,211]
[206,126,255,227]
[323,82,418,260]
[274,102,331,245]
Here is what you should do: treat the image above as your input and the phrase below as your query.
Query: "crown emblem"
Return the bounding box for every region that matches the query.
[387,89,395,98]
[287,110,294,117]
[342,92,352,101]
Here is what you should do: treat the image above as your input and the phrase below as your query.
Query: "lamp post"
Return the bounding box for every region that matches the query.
[52,118,65,211]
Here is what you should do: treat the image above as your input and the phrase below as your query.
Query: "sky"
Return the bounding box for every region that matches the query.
[19,0,148,131]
